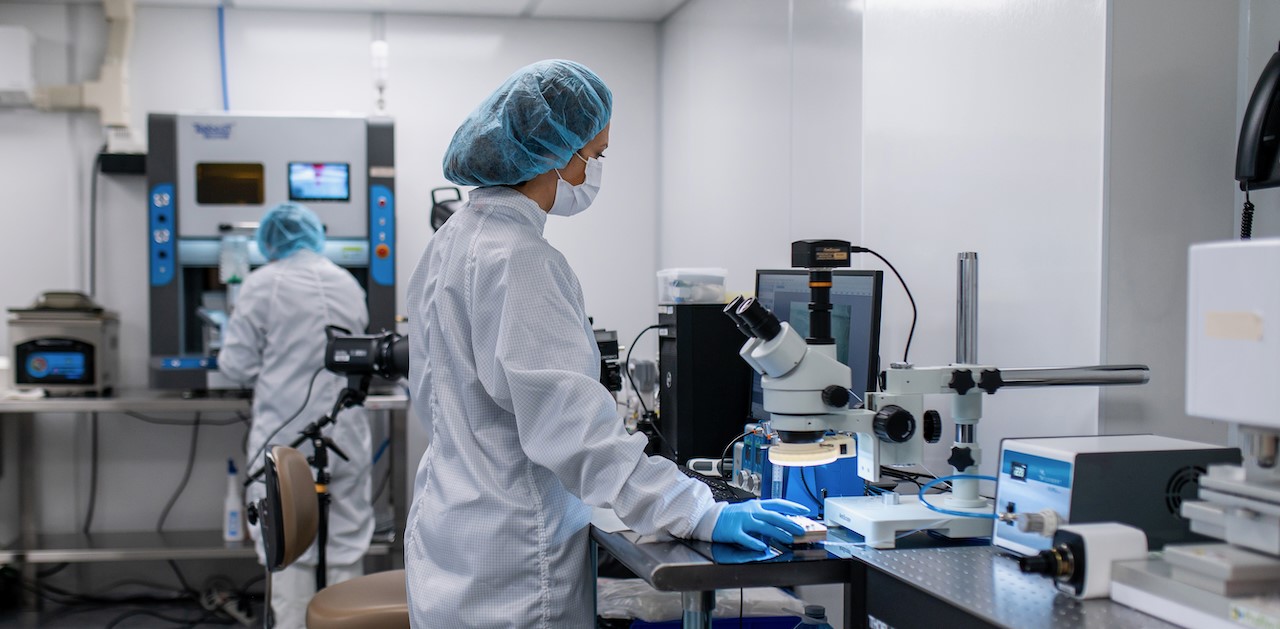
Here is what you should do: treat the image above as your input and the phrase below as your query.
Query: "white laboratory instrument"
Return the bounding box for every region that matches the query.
[1111,239,1280,628]
[1019,523,1150,599]
[726,241,1150,548]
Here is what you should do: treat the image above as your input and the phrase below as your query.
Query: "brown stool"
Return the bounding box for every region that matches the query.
[307,569,410,629]
[252,446,410,628]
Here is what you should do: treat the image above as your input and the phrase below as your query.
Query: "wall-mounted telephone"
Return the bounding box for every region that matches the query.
[1235,43,1280,238]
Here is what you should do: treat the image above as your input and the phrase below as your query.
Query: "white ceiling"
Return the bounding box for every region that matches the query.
[55,0,691,22]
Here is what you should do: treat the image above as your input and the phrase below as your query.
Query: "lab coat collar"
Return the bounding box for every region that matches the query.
[470,186,548,234]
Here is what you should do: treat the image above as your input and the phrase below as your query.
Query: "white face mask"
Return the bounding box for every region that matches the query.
[549,152,603,217]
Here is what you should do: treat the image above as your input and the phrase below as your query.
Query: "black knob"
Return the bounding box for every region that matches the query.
[873,405,916,443]
[246,502,259,526]
[948,446,976,471]
[948,369,976,395]
[821,385,851,408]
[979,369,1004,394]
[923,410,942,444]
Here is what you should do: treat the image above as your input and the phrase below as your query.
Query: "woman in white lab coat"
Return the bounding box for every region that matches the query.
[404,59,808,628]
[219,202,372,629]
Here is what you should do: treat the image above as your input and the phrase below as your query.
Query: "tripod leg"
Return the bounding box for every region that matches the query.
[265,571,274,629]
[316,488,329,590]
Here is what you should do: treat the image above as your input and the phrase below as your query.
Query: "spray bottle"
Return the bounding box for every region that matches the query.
[223,459,244,542]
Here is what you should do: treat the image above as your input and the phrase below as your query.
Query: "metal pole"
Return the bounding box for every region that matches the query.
[681,590,715,629]
[18,412,38,609]
[956,252,979,364]
[952,253,982,506]
[994,365,1151,388]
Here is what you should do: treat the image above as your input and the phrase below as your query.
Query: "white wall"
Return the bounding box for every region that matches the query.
[1100,0,1239,442]
[1,3,659,534]
[862,0,1108,475]
[659,0,794,291]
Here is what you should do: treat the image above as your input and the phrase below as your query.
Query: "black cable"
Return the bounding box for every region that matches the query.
[852,246,918,363]
[245,366,326,483]
[719,430,750,478]
[30,579,189,602]
[624,324,664,414]
[157,413,201,534]
[88,144,105,297]
[168,560,196,595]
[104,607,207,629]
[641,412,675,458]
[238,573,265,597]
[37,562,69,578]
[739,587,744,628]
[799,466,822,505]
[83,412,99,534]
[624,325,676,456]
[878,466,951,491]
[18,579,191,606]
[372,465,393,502]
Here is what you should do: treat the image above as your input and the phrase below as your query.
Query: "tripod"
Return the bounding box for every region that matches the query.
[250,372,372,591]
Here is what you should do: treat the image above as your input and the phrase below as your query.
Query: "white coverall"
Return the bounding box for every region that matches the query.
[219,249,373,629]
[405,186,724,628]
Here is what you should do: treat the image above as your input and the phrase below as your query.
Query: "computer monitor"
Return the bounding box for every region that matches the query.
[751,269,883,420]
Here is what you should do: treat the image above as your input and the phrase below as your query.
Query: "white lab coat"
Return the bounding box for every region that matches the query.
[218,249,373,571]
[404,186,723,628]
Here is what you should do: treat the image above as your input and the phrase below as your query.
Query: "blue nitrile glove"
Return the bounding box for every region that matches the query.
[712,499,810,551]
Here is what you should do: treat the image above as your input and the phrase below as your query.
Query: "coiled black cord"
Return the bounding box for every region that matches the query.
[1243,189,1256,240]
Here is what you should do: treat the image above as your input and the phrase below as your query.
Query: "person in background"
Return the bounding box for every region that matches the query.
[404,59,808,628]
[219,202,372,629]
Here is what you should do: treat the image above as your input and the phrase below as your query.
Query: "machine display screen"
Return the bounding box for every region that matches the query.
[196,163,265,205]
[25,352,86,381]
[751,270,883,421]
[289,162,350,201]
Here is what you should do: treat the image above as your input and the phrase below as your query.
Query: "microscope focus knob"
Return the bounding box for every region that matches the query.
[821,385,851,408]
[873,405,916,443]
[948,446,976,472]
[922,410,942,444]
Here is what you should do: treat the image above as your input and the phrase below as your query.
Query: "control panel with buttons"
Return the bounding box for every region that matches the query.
[370,184,395,286]
[149,183,176,286]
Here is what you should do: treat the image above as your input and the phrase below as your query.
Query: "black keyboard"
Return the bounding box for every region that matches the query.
[678,465,754,503]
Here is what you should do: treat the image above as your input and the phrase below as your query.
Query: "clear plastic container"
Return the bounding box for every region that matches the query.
[219,234,250,285]
[656,268,727,304]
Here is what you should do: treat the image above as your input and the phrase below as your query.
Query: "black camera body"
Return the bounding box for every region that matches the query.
[325,327,409,381]
[594,328,622,393]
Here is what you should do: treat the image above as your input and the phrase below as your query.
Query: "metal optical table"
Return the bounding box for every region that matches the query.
[592,524,1180,629]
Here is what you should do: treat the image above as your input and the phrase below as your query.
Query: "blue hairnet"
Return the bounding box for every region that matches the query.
[256,202,325,261]
[443,59,613,186]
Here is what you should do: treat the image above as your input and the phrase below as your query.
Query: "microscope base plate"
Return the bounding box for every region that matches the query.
[824,495,994,549]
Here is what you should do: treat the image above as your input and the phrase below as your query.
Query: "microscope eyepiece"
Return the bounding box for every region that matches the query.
[723,296,756,338]
[736,298,783,341]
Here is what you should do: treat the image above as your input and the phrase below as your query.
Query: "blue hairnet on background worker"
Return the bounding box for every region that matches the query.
[405,59,808,628]
[219,202,372,629]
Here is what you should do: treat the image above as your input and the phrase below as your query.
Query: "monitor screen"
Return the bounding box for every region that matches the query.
[288,162,350,201]
[25,352,87,381]
[196,163,265,205]
[751,269,883,420]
